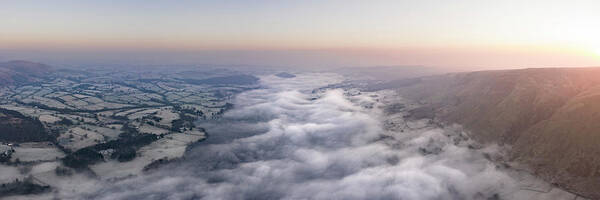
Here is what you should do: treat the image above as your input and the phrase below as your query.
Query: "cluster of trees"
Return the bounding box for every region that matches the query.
[62,148,103,169]
[56,118,73,126]
[0,148,14,163]
[0,177,51,198]
[62,122,162,168]
[171,114,196,132]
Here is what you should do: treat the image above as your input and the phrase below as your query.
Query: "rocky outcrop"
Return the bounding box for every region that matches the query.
[392,67,600,199]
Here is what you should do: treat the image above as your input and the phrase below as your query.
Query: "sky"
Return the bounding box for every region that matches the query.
[1,0,600,69]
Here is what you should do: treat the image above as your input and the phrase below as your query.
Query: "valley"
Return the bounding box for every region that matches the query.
[1,61,598,200]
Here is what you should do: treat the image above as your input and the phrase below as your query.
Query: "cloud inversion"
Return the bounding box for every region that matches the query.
[84,73,518,200]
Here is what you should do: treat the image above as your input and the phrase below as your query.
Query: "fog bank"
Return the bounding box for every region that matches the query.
[84,73,518,200]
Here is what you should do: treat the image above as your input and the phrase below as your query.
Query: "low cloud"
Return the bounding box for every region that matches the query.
[84,73,518,200]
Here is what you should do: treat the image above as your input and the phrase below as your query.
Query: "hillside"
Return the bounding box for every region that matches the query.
[0,60,52,86]
[390,67,600,199]
[0,108,48,143]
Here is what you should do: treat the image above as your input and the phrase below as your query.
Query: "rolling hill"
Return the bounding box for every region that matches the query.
[0,60,52,87]
[390,67,600,198]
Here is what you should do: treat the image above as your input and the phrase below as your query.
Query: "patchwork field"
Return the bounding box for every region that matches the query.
[0,66,259,198]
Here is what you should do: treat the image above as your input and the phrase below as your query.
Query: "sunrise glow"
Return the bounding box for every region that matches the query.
[2,0,600,68]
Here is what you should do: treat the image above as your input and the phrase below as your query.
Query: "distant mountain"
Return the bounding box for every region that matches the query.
[390,67,600,198]
[336,66,456,81]
[0,60,52,86]
[275,72,296,78]
[182,74,259,85]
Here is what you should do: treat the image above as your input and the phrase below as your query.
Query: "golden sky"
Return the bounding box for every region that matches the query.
[2,0,600,68]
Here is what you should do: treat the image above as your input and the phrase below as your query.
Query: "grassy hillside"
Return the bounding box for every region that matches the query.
[392,67,600,198]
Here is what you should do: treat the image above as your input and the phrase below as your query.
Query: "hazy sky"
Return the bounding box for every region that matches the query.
[1,0,600,68]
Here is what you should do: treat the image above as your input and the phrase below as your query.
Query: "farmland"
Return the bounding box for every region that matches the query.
[0,66,259,195]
